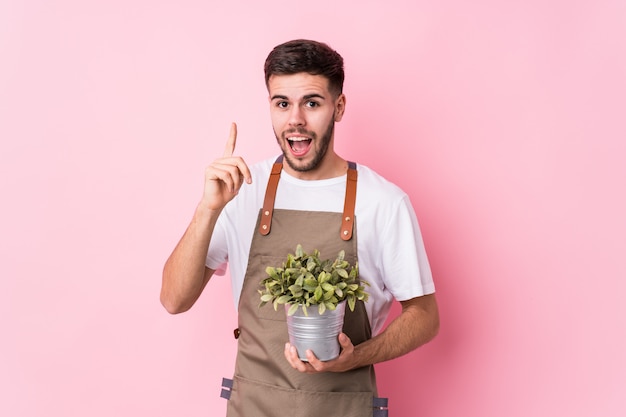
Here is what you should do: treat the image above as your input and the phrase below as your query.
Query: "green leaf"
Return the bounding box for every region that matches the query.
[303,278,318,292]
[336,268,349,279]
[295,274,304,287]
[318,302,326,315]
[314,285,323,302]
[288,284,302,295]
[286,268,299,276]
[260,294,274,302]
[276,295,292,305]
[265,266,280,280]
[348,295,356,312]
[287,304,299,316]
[305,257,315,271]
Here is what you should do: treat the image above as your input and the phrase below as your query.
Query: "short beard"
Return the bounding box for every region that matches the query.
[276,117,335,173]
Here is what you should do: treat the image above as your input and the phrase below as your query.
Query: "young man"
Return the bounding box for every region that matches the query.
[161,39,439,417]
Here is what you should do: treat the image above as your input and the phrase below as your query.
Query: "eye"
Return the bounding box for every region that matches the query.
[305,101,319,108]
[275,101,289,109]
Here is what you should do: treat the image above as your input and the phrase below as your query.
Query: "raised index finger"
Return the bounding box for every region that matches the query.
[223,122,237,157]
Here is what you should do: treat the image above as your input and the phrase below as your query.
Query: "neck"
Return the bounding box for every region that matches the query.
[282,151,347,180]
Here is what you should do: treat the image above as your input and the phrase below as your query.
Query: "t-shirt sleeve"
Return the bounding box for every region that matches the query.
[380,195,435,300]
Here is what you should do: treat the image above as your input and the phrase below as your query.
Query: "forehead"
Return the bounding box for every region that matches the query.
[267,73,332,98]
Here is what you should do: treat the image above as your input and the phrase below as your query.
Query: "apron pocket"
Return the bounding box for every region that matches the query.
[227,375,375,417]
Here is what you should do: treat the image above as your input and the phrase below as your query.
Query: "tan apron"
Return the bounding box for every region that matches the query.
[221,157,388,417]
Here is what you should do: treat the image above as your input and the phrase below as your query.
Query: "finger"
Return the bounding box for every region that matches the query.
[220,157,252,185]
[285,343,314,373]
[285,343,301,369]
[338,332,353,349]
[223,122,237,157]
[306,350,325,371]
[284,343,297,365]
[220,155,252,186]
[284,343,293,365]
[213,159,251,192]
[206,165,237,194]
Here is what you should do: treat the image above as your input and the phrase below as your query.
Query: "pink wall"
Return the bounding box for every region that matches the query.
[2,1,624,416]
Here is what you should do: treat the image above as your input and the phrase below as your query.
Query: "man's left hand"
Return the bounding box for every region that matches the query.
[284,332,357,373]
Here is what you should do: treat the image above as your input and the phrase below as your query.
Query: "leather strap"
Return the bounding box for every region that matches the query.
[341,161,358,241]
[259,156,358,241]
[259,157,284,236]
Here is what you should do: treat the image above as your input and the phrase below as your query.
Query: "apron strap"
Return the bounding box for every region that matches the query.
[259,156,284,236]
[258,155,358,241]
[341,161,357,241]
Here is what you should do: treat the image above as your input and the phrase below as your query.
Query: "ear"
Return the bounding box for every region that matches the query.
[334,94,346,122]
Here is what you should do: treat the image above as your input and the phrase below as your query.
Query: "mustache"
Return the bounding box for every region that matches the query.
[283,128,315,137]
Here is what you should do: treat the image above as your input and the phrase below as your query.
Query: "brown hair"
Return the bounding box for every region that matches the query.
[264,39,345,96]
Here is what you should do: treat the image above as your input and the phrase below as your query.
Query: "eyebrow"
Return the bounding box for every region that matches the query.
[270,93,326,101]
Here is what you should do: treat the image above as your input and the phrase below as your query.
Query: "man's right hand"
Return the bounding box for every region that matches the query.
[201,122,252,210]
[161,122,251,314]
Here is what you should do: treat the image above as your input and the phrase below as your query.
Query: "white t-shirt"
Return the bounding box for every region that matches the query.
[206,156,435,335]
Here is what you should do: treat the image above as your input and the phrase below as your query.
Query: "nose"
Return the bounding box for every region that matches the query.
[288,105,305,127]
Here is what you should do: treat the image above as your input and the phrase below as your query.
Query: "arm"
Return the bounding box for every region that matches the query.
[160,123,251,314]
[285,293,439,373]
[160,207,220,314]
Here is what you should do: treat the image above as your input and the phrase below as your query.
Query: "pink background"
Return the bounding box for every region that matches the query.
[2,1,625,416]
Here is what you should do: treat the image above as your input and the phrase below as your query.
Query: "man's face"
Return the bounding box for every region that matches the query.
[268,73,345,179]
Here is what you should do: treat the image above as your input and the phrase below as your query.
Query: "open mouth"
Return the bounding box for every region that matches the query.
[287,137,312,156]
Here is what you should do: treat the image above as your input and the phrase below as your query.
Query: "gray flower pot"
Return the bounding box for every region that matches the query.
[285,302,346,362]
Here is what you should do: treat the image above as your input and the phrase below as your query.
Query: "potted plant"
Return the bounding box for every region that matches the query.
[259,244,369,361]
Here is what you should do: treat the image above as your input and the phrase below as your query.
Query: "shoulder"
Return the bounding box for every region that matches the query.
[246,155,283,193]
[355,163,408,203]
[249,155,279,180]
[353,163,419,230]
